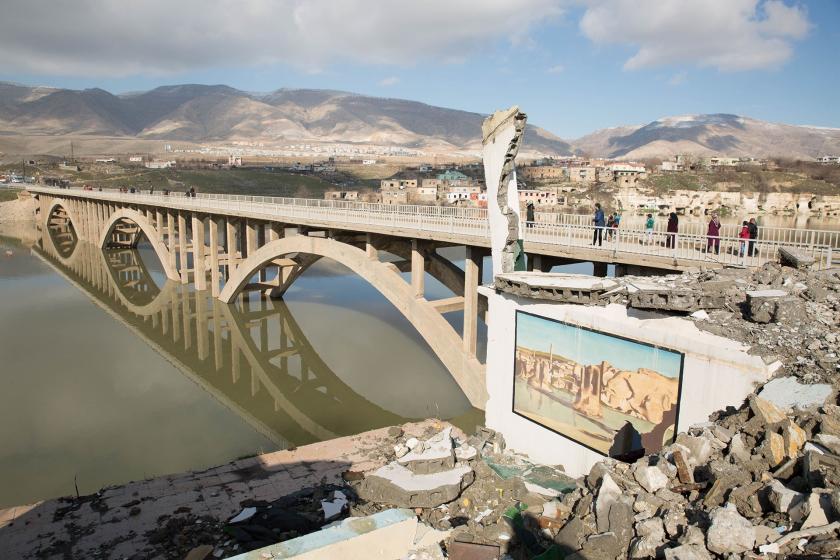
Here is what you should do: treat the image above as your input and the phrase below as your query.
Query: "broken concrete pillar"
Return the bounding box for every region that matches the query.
[481,106,527,276]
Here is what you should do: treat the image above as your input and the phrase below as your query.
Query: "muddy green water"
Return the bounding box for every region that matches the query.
[0,225,493,508]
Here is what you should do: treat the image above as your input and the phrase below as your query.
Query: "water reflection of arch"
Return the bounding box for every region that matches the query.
[31,236,410,447]
[98,208,180,281]
[220,235,487,406]
[44,198,79,232]
[43,205,79,261]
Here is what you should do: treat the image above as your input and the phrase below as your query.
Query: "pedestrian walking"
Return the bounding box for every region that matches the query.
[644,213,654,245]
[606,213,615,241]
[706,213,721,254]
[666,212,679,249]
[748,218,758,256]
[592,203,605,246]
[526,202,535,228]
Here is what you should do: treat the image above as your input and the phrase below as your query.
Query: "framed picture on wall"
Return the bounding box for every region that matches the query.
[512,311,685,458]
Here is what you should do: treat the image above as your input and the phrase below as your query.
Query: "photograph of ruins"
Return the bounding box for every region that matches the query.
[513,311,684,457]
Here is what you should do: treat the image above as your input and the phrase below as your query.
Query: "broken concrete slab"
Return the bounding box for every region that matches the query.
[494,272,618,305]
[746,290,788,323]
[663,544,713,560]
[595,473,622,533]
[779,247,816,270]
[629,282,724,312]
[706,504,756,555]
[228,508,418,560]
[633,465,669,494]
[758,377,834,411]
[749,395,787,424]
[359,463,474,509]
[397,427,456,475]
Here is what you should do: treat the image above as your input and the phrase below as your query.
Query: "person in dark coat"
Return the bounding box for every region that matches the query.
[748,218,758,256]
[706,213,721,254]
[526,202,535,228]
[592,203,605,246]
[666,212,679,249]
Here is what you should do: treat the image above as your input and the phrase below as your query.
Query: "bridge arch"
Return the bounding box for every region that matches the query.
[44,198,80,230]
[219,235,487,406]
[98,209,180,282]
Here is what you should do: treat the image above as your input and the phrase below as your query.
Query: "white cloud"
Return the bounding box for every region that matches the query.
[668,71,687,86]
[0,0,564,76]
[579,0,811,71]
[546,64,565,74]
[378,76,400,86]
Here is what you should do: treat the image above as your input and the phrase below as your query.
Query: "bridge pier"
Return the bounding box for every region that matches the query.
[463,246,480,355]
[178,212,189,284]
[209,217,221,297]
[411,239,425,298]
[192,213,207,291]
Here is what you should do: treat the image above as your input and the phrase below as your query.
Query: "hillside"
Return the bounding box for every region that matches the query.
[0,83,572,155]
[572,114,840,160]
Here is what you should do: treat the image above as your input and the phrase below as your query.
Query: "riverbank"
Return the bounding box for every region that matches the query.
[0,420,449,559]
[0,192,37,244]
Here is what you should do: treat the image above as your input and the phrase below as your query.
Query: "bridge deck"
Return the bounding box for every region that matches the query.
[28,186,833,271]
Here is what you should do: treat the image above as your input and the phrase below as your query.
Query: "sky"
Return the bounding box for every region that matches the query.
[516,312,682,378]
[0,0,837,139]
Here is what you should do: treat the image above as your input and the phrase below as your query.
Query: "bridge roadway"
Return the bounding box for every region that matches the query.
[28,185,834,273]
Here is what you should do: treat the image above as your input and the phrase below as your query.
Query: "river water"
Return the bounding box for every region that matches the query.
[0,224,502,508]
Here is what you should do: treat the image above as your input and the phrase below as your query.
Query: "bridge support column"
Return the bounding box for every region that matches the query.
[269,222,284,242]
[226,219,238,282]
[166,211,178,279]
[209,218,221,297]
[257,223,267,283]
[192,213,207,291]
[366,233,378,260]
[411,239,425,298]
[178,212,189,284]
[463,246,479,356]
[245,220,257,258]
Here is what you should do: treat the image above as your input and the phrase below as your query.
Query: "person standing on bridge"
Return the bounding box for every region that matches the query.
[739,221,751,257]
[666,212,679,249]
[706,213,721,255]
[644,214,655,245]
[748,218,758,256]
[526,202,535,228]
[592,203,605,246]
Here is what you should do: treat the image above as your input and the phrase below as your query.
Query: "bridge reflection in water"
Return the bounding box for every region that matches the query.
[34,223,479,449]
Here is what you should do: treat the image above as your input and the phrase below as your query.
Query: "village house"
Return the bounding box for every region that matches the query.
[519,189,558,207]
[324,191,359,201]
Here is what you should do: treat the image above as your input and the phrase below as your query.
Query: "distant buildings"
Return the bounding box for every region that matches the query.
[324,191,359,201]
[145,160,176,169]
[228,155,243,167]
[817,155,840,164]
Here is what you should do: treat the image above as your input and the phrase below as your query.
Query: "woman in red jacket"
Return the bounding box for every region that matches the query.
[739,221,750,257]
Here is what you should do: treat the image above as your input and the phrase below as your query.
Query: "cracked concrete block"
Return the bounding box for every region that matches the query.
[758,377,833,412]
[397,427,455,474]
[359,463,474,509]
[633,465,669,494]
[706,504,756,555]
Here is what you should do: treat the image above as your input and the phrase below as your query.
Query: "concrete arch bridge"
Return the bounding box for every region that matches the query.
[33,227,448,445]
[33,187,493,406]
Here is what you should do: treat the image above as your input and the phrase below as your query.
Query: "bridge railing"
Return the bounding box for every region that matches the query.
[28,185,834,268]
[534,211,840,248]
[524,222,833,269]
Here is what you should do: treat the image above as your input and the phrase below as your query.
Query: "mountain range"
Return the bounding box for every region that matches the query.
[1,82,838,160]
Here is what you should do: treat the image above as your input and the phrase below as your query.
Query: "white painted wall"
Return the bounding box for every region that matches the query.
[480,286,773,477]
